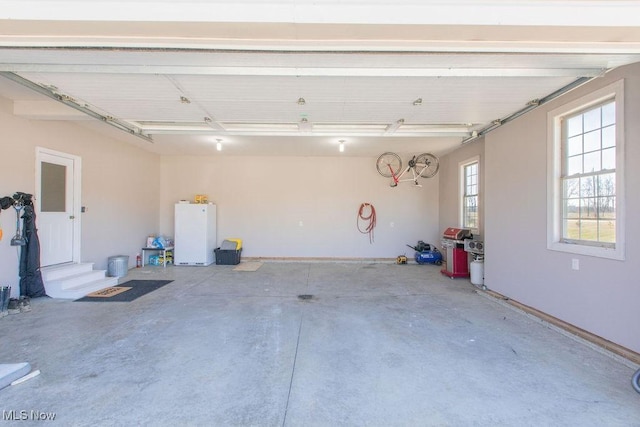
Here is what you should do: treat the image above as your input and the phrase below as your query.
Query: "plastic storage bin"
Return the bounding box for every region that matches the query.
[224,238,242,250]
[214,248,242,265]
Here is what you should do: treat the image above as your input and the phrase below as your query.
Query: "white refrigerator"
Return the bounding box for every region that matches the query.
[174,203,217,266]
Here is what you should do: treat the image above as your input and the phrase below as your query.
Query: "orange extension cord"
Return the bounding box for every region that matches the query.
[357,203,376,244]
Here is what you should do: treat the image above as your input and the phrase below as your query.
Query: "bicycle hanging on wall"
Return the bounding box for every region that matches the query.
[376,152,440,187]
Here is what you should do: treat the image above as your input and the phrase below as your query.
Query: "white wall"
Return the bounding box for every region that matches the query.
[159,155,441,259]
[0,97,161,298]
[483,63,640,353]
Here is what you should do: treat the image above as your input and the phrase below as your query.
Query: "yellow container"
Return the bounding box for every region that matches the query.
[226,238,242,250]
[194,194,208,204]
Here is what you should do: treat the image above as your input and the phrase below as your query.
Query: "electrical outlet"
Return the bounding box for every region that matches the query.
[572,259,579,270]
[390,222,395,228]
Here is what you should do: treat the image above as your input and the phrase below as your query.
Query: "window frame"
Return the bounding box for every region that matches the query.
[459,155,480,234]
[547,80,625,260]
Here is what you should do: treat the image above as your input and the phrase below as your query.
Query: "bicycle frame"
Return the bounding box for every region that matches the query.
[388,156,425,187]
[376,152,439,187]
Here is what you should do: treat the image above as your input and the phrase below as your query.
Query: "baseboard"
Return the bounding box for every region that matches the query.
[481,289,640,367]
[242,257,397,263]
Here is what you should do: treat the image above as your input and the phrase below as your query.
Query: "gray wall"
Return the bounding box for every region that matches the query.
[482,63,640,353]
[438,139,485,239]
[159,155,442,259]
[0,97,161,298]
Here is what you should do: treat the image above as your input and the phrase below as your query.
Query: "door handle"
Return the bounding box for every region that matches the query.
[69,215,75,219]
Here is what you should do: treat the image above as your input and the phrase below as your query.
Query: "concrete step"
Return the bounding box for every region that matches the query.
[45,277,119,300]
[42,262,121,299]
[46,270,109,291]
[41,263,94,281]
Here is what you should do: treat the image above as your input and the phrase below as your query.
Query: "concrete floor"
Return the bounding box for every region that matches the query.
[1,262,639,426]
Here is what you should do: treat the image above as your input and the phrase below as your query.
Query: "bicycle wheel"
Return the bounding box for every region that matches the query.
[376,152,402,177]
[415,153,440,178]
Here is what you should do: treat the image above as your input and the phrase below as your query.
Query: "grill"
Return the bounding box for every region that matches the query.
[440,227,471,278]
[464,239,484,255]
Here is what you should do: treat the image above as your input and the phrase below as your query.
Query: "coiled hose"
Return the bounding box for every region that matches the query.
[632,368,640,394]
[357,203,376,244]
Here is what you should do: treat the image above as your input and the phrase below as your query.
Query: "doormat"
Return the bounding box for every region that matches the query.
[233,262,263,272]
[75,280,173,302]
[86,287,132,298]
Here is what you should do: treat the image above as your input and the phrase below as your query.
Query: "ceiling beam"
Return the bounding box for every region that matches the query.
[0,64,607,78]
[2,1,639,27]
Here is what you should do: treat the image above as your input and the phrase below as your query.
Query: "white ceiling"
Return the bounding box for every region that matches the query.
[1,0,640,157]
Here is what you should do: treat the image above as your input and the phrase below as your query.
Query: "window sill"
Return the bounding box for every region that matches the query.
[547,241,624,261]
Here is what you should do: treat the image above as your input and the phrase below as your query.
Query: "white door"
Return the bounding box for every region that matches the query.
[36,149,80,266]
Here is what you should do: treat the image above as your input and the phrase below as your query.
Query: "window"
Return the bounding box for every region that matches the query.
[460,157,479,231]
[562,101,616,246]
[547,80,625,260]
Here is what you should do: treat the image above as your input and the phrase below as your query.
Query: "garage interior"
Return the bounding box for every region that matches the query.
[2,263,639,425]
[1,0,640,424]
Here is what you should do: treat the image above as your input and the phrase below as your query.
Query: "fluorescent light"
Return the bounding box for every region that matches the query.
[223,122,299,132]
[313,124,387,133]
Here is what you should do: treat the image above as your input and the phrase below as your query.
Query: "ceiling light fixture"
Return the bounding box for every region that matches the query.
[413,98,423,106]
[180,96,191,104]
[216,138,222,151]
[297,97,306,105]
[339,139,345,153]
